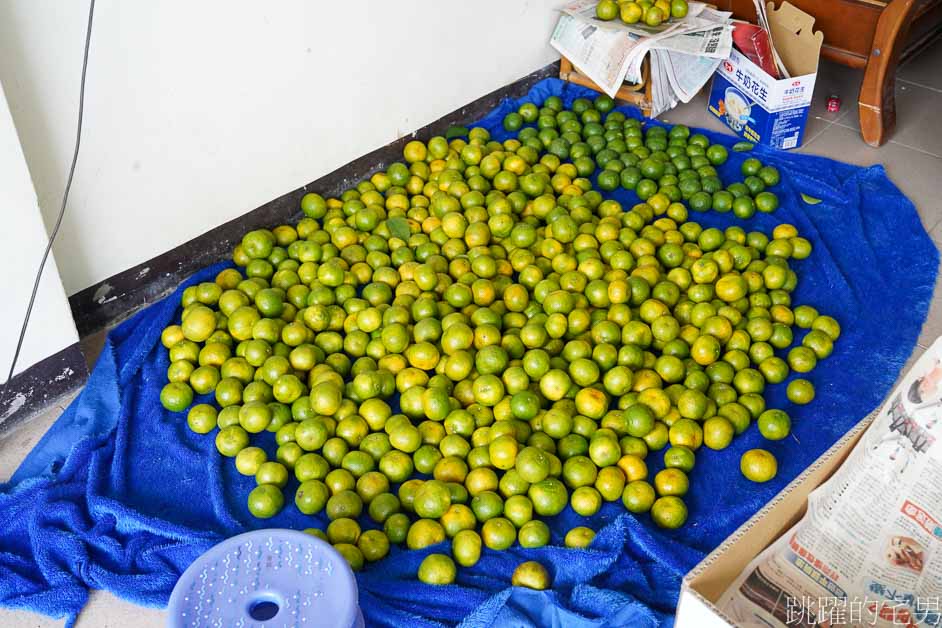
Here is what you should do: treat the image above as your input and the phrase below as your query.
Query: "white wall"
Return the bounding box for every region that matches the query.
[0,0,560,296]
[0,82,79,383]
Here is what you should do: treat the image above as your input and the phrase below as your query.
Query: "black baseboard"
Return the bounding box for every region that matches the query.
[0,342,89,434]
[68,61,562,337]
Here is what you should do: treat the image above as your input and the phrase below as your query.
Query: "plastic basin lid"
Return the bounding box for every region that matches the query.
[167,529,361,628]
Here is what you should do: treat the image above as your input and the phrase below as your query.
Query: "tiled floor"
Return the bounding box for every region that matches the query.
[2,38,942,627]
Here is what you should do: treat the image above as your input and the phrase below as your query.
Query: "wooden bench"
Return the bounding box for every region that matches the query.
[717,0,942,146]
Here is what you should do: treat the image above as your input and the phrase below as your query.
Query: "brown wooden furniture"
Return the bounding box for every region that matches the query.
[559,56,654,117]
[717,0,942,146]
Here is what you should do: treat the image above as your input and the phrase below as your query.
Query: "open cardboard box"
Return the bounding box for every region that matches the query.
[675,409,878,626]
[707,2,823,150]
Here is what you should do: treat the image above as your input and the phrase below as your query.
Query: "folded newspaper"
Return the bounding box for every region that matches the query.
[550,0,733,116]
[720,340,942,627]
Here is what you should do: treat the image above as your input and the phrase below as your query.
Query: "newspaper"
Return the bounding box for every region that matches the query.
[644,50,721,118]
[550,1,732,103]
[655,49,722,103]
[719,339,942,627]
[651,22,733,59]
[648,51,675,118]
[551,14,648,98]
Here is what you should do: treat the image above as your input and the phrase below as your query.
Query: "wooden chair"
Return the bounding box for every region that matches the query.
[717,0,942,147]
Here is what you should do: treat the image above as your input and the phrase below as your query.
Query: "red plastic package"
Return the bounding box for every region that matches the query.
[732,22,779,78]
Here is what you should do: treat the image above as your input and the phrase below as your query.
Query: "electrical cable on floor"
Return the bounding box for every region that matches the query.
[4,0,96,391]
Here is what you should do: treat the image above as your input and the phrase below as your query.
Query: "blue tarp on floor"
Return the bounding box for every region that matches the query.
[1,78,937,627]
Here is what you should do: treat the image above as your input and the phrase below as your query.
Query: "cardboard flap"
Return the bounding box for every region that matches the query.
[766,1,823,76]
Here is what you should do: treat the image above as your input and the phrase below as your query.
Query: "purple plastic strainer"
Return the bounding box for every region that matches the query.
[167,529,364,628]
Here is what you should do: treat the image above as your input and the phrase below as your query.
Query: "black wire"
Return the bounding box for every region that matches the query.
[5,0,96,386]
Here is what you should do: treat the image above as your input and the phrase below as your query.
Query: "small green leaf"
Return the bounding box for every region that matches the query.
[732,141,754,152]
[387,216,411,241]
[446,125,469,140]
[800,193,822,205]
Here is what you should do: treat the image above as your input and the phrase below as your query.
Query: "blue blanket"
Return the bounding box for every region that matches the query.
[1,78,936,627]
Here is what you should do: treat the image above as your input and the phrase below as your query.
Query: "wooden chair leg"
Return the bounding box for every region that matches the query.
[859,0,917,147]
[559,57,574,80]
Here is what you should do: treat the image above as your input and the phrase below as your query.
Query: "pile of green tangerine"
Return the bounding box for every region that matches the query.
[158,93,840,584]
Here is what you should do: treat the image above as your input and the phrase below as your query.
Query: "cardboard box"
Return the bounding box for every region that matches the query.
[707,2,823,150]
[675,410,877,626]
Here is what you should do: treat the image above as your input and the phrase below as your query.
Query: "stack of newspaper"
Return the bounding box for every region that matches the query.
[551,0,733,117]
